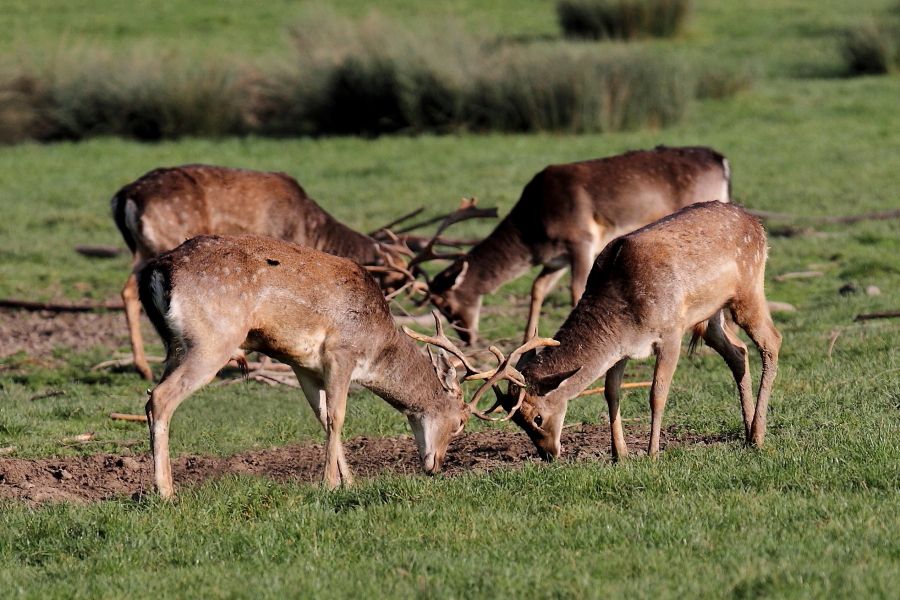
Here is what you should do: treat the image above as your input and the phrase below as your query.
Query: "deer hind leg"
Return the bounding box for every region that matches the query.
[702,310,754,442]
[604,358,630,461]
[648,336,682,459]
[321,361,354,489]
[731,293,782,448]
[122,268,153,381]
[146,343,234,499]
[524,265,566,342]
[295,368,352,485]
[568,241,595,307]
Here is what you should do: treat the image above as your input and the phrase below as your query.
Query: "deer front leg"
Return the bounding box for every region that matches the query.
[322,365,353,489]
[296,369,352,484]
[648,337,681,459]
[604,358,630,461]
[524,266,566,342]
[122,271,153,381]
[568,241,594,306]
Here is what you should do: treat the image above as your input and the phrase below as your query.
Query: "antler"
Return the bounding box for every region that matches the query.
[407,198,498,269]
[368,206,425,237]
[467,337,560,421]
[402,310,481,377]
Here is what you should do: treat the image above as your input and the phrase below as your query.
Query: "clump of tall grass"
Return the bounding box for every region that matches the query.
[261,10,699,136]
[841,21,900,75]
[1,10,745,143]
[556,0,691,40]
[1,47,253,142]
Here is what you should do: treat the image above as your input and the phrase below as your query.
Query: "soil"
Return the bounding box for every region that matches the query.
[0,307,139,359]
[0,424,723,504]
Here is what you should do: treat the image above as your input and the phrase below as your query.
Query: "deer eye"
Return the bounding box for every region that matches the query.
[534,414,543,428]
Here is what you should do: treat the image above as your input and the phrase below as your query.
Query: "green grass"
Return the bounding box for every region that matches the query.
[2,0,900,597]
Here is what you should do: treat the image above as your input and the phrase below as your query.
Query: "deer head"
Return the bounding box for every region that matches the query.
[467,338,578,461]
[402,311,500,472]
[405,198,497,344]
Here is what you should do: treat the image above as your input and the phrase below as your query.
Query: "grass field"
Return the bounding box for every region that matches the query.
[1,1,899,598]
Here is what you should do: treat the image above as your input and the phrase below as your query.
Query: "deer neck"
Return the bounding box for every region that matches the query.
[310,214,379,265]
[362,330,446,413]
[455,219,533,297]
[523,295,633,404]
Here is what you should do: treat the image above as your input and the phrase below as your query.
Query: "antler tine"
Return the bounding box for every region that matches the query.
[402,310,480,376]
[368,206,425,237]
[407,198,498,269]
[467,337,559,418]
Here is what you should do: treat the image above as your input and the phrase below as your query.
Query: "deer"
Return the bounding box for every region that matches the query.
[415,145,732,345]
[136,234,500,499]
[111,164,490,380]
[467,201,782,462]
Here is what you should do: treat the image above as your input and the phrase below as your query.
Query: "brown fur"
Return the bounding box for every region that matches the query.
[498,202,781,460]
[111,164,401,380]
[137,235,470,498]
[428,146,732,344]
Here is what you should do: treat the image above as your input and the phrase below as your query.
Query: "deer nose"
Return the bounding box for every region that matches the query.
[422,452,443,475]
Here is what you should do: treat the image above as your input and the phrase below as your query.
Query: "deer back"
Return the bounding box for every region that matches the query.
[524,201,766,391]
[138,234,452,411]
[111,164,378,265]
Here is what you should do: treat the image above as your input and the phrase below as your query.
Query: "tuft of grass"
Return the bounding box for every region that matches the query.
[556,0,691,40]
[1,47,253,143]
[841,21,900,75]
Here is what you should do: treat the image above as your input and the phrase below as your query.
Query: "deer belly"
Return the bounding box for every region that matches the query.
[243,327,328,371]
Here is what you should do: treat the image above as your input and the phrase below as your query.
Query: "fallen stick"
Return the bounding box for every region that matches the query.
[0,298,124,312]
[62,432,95,443]
[855,311,900,322]
[91,356,164,371]
[576,381,653,398]
[74,244,124,258]
[109,412,148,423]
[774,270,823,282]
[0,446,15,455]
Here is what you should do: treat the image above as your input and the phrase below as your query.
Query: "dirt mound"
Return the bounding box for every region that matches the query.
[0,424,721,504]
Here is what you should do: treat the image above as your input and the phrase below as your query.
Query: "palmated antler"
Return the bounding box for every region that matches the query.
[407,198,498,270]
[467,337,560,421]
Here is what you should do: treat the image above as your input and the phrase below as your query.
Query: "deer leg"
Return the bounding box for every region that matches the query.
[568,242,595,307]
[702,310,754,442]
[604,358,630,461]
[524,266,566,342]
[322,365,353,489]
[146,346,232,498]
[122,270,153,381]
[733,295,782,448]
[295,369,352,484]
[648,337,681,459]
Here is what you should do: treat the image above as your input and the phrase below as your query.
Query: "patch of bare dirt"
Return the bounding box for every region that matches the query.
[0,308,155,359]
[0,424,724,504]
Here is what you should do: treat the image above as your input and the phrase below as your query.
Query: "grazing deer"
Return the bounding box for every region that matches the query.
[418,145,732,344]
[111,164,417,380]
[137,234,495,499]
[470,202,781,461]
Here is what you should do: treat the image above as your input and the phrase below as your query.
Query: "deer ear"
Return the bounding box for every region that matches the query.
[532,366,582,396]
[448,259,469,291]
[430,348,459,394]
